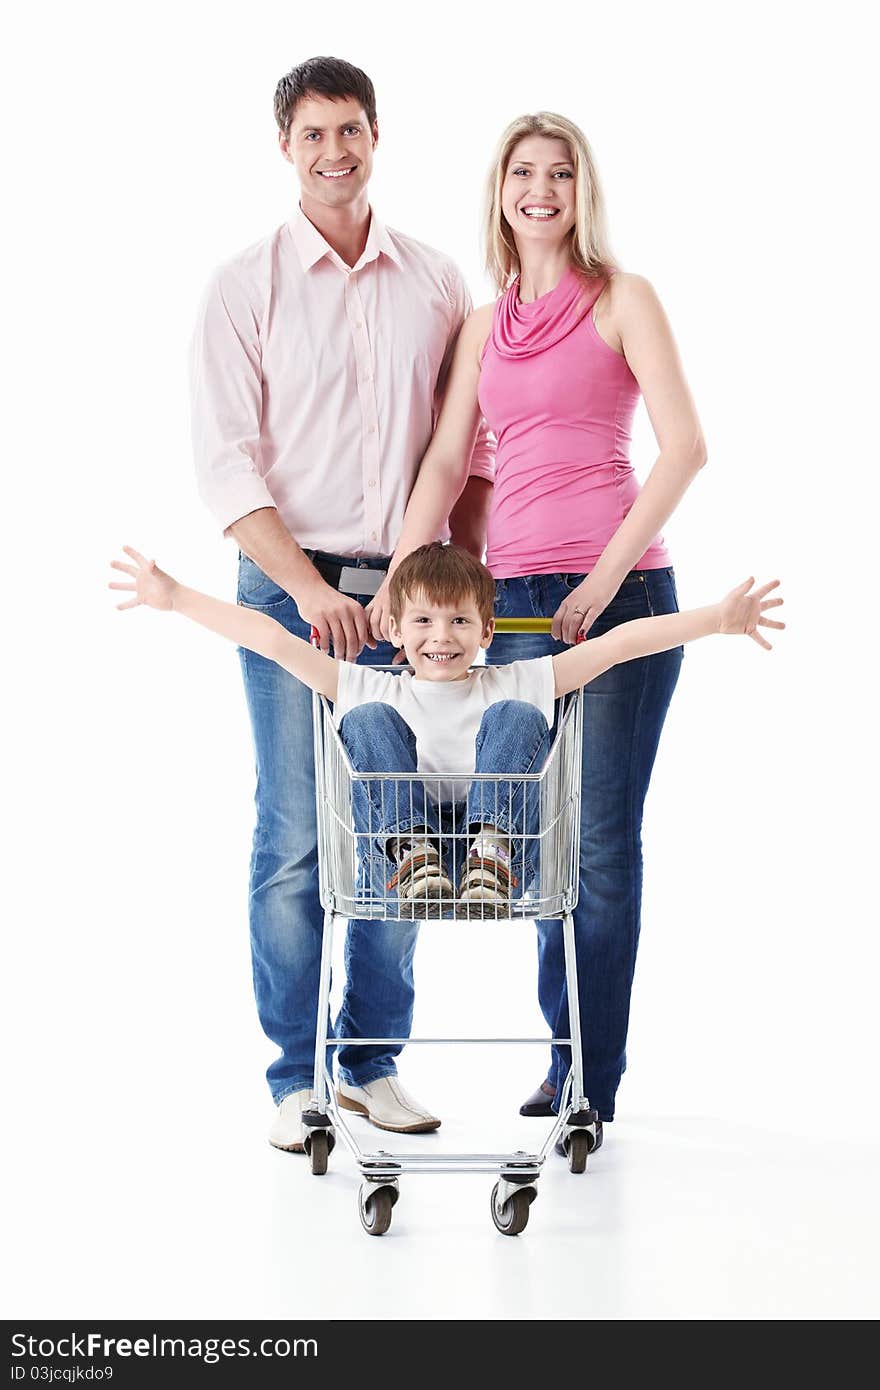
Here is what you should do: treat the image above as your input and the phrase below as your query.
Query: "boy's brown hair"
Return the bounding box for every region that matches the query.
[388,543,496,627]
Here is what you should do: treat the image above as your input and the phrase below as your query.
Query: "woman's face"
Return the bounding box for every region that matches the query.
[500,135,577,249]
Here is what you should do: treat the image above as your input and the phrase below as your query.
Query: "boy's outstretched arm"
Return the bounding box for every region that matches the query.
[552,577,785,698]
[109,546,339,699]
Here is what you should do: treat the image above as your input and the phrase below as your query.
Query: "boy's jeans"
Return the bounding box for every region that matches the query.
[338,701,552,893]
[237,552,417,1103]
[489,569,683,1121]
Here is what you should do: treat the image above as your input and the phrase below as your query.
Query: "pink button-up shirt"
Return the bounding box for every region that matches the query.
[190,208,495,557]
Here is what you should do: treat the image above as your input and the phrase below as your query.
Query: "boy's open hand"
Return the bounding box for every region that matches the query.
[718,577,785,649]
[109,546,177,611]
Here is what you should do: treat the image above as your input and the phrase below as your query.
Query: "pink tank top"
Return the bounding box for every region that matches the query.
[478,266,671,579]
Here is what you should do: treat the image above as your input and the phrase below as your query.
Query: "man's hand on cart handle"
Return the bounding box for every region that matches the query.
[297,576,376,663]
[365,575,393,644]
[311,621,407,666]
[364,577,409,663]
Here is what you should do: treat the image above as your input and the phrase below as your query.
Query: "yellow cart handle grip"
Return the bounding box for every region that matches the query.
[494,617,586,642]
[493,617,553,634]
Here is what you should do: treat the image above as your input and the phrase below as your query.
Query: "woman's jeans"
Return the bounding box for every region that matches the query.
[338,701,552,892]
[236,552,416,1103]
[489,569,683,1120]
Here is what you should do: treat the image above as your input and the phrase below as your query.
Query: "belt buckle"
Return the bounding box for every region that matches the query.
[338,565,385,597]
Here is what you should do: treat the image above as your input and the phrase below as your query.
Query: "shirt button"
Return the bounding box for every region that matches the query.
[366,423,377,434]
[368,479,377,487]
[371,531,377,541]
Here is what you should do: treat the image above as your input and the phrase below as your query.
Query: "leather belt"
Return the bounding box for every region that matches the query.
[310,553,389,597]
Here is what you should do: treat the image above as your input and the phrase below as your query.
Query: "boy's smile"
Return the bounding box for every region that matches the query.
[389,592,495,682]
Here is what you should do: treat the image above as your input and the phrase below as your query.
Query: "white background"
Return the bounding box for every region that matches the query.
[4,0,878,1321]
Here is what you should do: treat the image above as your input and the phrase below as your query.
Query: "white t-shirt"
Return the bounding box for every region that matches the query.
[333,658,556,802]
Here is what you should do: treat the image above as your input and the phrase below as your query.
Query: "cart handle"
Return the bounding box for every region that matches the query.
[495,618,586,642]
[310,618,586,645]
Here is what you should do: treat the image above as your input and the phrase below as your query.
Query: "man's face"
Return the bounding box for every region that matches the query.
[389,592,495,682]
[280,93,377,210]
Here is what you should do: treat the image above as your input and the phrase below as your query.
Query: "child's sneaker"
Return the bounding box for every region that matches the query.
[458,837,518,919]
[387,840,454,919]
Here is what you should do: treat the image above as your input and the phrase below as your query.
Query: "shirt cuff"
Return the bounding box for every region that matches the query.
[198,473,278,533]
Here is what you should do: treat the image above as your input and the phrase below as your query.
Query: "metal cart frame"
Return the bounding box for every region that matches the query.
[301,626,600,1236]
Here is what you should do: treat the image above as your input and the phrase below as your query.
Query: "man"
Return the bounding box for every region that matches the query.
[189,56,494,1152]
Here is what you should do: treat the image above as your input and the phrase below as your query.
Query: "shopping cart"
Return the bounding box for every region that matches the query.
[301,619,600,1236]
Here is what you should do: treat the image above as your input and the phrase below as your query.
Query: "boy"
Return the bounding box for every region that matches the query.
[110,542,784,922]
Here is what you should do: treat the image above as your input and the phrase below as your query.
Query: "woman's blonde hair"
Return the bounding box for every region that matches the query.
[484,112,617,292]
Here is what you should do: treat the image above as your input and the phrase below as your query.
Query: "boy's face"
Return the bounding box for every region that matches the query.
[389,592,495,682]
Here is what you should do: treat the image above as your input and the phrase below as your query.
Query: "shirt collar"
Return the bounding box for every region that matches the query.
[289,205,402,273]
[362,213,402,269]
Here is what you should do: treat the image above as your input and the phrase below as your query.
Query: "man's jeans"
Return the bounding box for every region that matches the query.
[236,552,415,1104]
[489,569,683,1121]
[338,701,552,894]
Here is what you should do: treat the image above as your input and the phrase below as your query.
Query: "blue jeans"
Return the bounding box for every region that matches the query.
[489,568,683,1120]
[338,701,552,895]
[236,552,419,1103]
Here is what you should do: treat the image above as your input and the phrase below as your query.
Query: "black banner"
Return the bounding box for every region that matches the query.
[3,1321,533,1383]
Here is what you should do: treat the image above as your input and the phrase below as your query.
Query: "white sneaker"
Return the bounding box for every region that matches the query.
[458,838,517,918]
[268,1088,314,1152]
[387,840,454,919]
[337,1076,441,1133]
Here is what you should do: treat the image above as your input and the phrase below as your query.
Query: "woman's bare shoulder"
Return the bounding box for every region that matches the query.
[605,270,660,307]
[598,272,667,347]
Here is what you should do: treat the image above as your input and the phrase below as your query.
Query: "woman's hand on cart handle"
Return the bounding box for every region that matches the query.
[109,546,177,610]
[717,577,785,650]
[297,576,376,663]
[551,572,619,645]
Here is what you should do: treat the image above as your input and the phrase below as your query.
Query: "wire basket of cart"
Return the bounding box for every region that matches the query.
[302,618,601,1236]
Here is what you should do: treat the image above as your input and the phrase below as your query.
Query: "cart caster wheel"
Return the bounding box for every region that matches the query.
[565,1129,590,1174]
[305,1129,330,1176]
[358,1183,397,1236]
[490,1182,536,1236]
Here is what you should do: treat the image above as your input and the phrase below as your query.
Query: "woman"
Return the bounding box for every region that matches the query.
[367,112,706,1142]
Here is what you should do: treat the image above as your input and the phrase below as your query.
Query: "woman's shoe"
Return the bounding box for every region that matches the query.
[519,1082,557,1117]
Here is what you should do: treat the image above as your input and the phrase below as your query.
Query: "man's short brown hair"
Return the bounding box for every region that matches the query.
[389,543,496,628]
[274,56,377,138]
